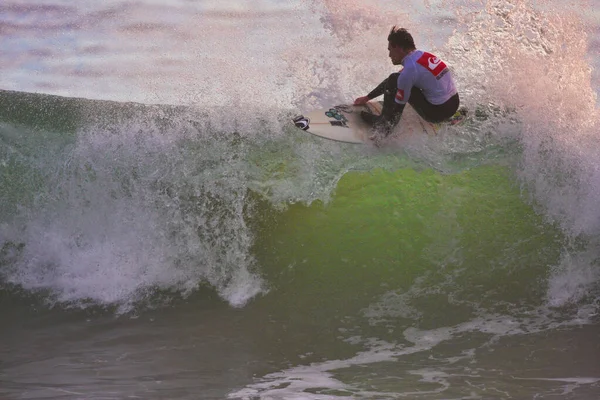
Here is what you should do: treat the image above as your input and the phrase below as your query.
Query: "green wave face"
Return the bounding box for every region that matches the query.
[252,166,562,330]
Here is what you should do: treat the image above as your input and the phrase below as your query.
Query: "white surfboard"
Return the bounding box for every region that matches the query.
[292,101,462,144]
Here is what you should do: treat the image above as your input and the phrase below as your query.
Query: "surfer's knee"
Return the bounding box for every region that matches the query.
[386,73,400,90]
[383,73,400,106]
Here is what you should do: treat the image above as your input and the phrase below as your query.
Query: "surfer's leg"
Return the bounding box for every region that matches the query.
[360,73,405,139]
[381,73,404,125]
[408,89,460,123]
[406,87,429,120]
[376,73,405,135]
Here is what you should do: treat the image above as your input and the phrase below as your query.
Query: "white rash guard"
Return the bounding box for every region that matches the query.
[394,50,457,105]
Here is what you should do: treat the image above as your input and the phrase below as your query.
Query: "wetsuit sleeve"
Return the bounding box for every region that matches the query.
[367,78,388,99]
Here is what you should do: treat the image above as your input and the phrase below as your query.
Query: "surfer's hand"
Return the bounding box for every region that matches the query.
[353,96,370,106]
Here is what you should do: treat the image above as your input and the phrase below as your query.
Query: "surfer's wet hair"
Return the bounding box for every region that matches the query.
[387,26,416,50]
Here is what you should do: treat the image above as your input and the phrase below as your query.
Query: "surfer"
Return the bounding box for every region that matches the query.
[354,26,459,140]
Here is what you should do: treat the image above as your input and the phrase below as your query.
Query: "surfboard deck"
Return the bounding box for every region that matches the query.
[292,101,466,144]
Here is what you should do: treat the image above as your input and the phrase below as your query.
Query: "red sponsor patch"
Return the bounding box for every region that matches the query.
[417,52,447,77]
[395,89,405,102]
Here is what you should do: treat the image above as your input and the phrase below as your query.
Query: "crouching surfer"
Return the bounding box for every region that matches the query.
[354,26,460,140]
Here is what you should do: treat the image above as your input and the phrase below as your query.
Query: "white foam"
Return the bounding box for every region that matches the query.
[228,306,598,399]
[547,250,600,308]
[1,116,266,310]
[514,377,600,384]
[443,0,600,310]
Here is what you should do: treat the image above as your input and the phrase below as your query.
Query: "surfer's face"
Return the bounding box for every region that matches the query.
[388,42,406,65]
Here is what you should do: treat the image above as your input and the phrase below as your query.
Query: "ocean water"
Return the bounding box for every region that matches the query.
[1,0,599,399]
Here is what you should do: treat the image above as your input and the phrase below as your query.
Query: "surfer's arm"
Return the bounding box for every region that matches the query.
[354,78,389,105]
[367,79,388,100]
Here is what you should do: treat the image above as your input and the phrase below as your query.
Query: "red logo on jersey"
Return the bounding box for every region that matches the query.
[417,52,447,77]
[395,89,405,102]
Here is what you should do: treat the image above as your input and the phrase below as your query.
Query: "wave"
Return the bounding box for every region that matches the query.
[1,0,599,316]
[0,87,520,312]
